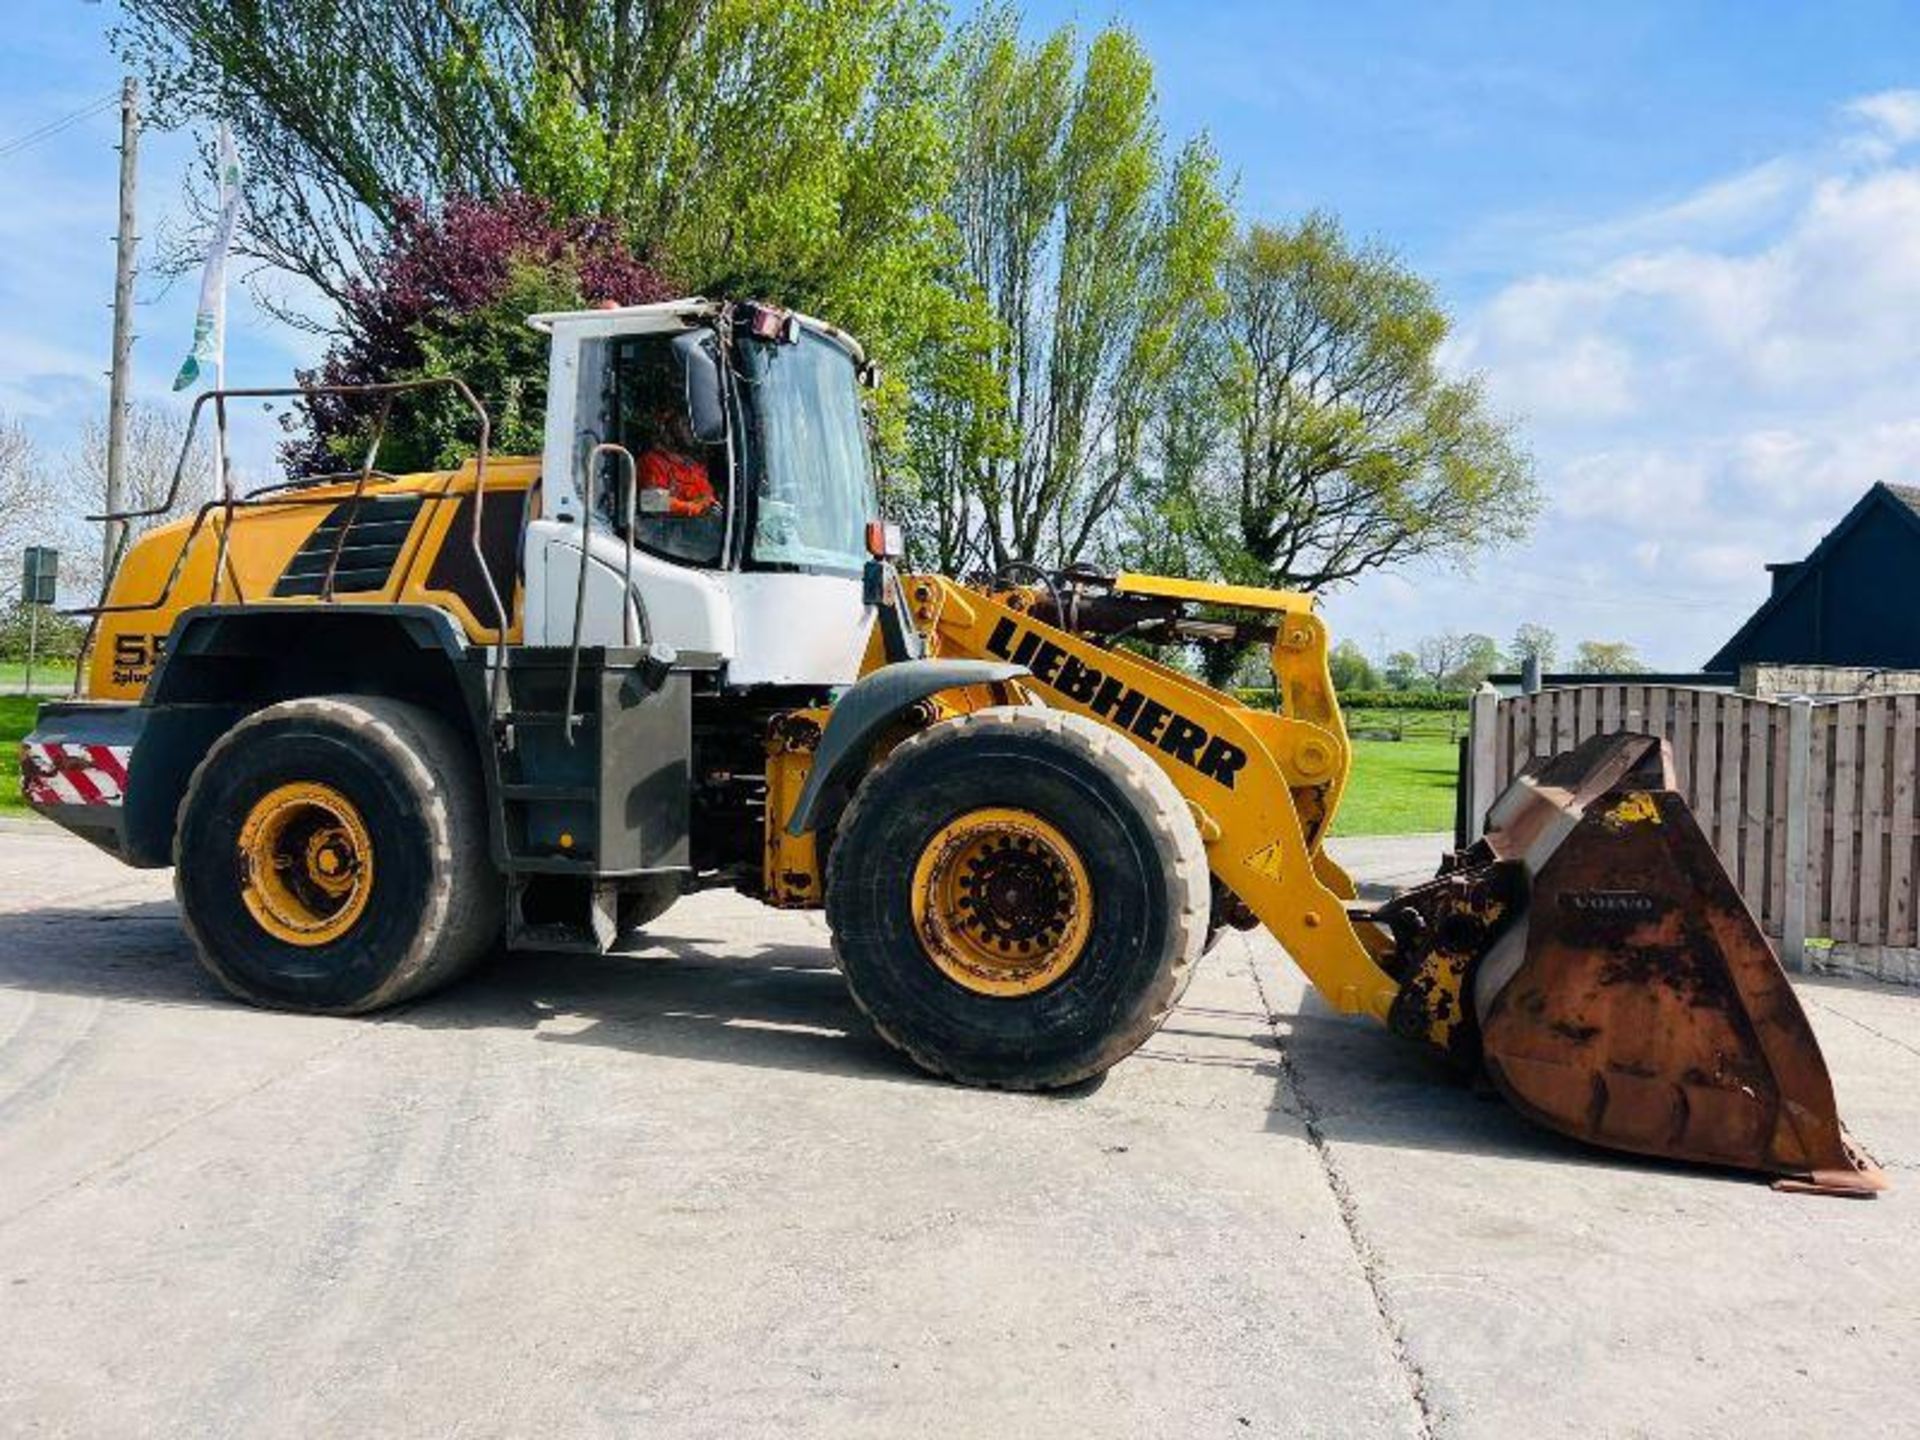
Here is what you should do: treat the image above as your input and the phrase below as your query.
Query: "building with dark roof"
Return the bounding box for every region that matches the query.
[1705,482,1920,672]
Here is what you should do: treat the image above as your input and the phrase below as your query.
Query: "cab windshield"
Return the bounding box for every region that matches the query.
[735,328,876,575]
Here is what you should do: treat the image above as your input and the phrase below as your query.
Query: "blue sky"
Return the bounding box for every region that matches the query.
[7,3,1920,667]
[0,7,320,495]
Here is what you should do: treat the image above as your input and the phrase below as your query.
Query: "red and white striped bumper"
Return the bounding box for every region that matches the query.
[18,741,131,808]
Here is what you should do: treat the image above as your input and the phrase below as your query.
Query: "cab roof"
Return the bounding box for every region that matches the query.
[526,297,866,363]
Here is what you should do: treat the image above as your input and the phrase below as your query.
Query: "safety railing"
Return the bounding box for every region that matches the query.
[71,378,507,713]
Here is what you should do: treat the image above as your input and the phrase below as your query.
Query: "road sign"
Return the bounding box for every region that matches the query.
[22,546,58,605]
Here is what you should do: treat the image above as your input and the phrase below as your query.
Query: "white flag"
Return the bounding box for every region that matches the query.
[172,125,243,391]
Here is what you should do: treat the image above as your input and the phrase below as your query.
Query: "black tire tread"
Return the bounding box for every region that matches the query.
[174,694,500,1014]
[825,706,1209,1089]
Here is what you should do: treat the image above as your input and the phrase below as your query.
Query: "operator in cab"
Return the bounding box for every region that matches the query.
[614,392,725,565]
[637,404,719,519]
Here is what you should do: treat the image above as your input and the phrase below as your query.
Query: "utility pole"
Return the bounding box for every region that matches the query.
[101,76,140,589]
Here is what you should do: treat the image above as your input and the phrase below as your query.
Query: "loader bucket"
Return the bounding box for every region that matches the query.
[1390,732,1885,1195]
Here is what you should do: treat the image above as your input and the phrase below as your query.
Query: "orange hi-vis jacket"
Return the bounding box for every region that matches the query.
[640,451,718,518]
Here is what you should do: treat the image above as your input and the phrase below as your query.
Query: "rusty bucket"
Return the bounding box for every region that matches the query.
[1407,733,1885,1195]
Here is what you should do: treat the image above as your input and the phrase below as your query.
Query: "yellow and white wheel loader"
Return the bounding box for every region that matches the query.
[21,298,1883,1195]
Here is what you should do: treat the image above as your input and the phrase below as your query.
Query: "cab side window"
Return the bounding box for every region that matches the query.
[602,335,727,567]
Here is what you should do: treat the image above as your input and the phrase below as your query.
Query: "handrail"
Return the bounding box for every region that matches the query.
[317,390,396,603]
[69,377,503,707]
[564,442,647,743]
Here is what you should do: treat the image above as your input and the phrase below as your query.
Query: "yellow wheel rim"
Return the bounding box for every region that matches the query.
[910,807,1094,997]
[237,781,375,947]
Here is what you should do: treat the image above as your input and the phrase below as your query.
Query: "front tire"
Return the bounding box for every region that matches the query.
[825,708,1208,1089]
[174,695,500,1014]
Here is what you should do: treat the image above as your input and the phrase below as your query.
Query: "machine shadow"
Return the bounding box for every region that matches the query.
[1271,988,1768,1190]
[0,896,925,1087]
[0,900,221,1007]
[428,937,930,1085]
[0,897,1788,1186]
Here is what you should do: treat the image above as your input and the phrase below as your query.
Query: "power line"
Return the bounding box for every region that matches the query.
[1478,577,1739,613]
[0,91,119,160]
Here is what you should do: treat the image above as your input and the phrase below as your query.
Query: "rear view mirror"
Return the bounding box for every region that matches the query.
[673,330,727,445]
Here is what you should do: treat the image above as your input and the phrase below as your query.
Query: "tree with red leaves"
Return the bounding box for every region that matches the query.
[288,192,672,475]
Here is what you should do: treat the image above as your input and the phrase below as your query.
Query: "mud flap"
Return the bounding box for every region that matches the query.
[1386,733,1886,1196]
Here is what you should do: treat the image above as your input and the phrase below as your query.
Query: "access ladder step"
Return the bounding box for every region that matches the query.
[491,710,582,729]
[500,854,603,876]
[508,922,612,955]
[500,782,597,802]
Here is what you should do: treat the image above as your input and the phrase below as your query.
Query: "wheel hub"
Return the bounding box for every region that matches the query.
[237,781,375,946]
[911,807,1093,996]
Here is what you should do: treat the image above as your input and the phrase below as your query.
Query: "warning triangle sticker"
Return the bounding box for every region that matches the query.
[1243,841,1285,881]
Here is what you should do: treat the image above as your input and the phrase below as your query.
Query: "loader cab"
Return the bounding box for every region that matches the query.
[526,299,882,687]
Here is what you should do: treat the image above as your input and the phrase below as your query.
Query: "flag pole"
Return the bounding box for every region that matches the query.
[174,123,242,588]
[212,347,228,601]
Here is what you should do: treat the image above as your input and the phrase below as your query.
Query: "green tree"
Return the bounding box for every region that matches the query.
[1414,632,1468,689]
[1327,639,1379,693]
[0,602,86,664]
[1509,622,1558,673]
[281,192,672,474]
[405,263,601,470]
[1572,640,1648,675]
[1450,633,1504,689]
[116,0,961,382]
[1411,630,1503,690]
[1382,650,1420,691]
[1171,216,1534,592]
[910,8,1232,572]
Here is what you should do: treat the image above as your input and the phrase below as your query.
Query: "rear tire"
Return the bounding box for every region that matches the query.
[175,695,501,1014]
[826,707,1208,1089]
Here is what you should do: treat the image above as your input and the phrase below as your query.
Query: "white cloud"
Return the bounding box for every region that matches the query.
[1554,449,1712,523]
[1460,164,1920,426]
[1427,90,1920,666]
[1674,540,1770,586]
[1844,89,1920,153]
[1565,157,1807,256]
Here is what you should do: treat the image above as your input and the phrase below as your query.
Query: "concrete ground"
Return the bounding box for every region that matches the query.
[0,817,1913,1438]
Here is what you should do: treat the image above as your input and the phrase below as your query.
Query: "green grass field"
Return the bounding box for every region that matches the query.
[0,660,75,694]
[1323,705,1463,837]
[1,695,38,811]
[1334,735,1459,837]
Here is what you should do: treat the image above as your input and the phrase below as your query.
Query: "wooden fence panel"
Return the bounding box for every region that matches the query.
[1673,688,1695,795]
[1743,702,1767,909]
[1892,694,1918,947]
[1465,684,1920,972]
[1694,692,1720,826]
[1808,705,1832,935]
[1860,707,1888,946]
[1768,709,1790,934]
[1718,696,1744,876]
[1831,701,1859,941]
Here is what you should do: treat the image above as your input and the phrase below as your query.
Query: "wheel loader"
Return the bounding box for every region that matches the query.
[20,297,1883,1195]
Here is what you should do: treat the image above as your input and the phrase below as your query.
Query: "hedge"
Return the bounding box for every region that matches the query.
[1337,690,1469,711]
[1233,687,1468,711]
